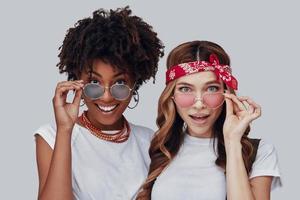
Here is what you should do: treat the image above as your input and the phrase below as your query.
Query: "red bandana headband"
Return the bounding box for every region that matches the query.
[165,54,238,90]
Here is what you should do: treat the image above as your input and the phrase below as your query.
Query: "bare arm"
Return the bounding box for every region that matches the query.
[225,141,272,200]
[223,94,272,200]
[36,130,73,200]
[225,141,254,200]
[35,80,83,200]
[250,176,272,200]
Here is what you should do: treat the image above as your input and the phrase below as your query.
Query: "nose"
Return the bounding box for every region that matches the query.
[193,95,206,109]
[101,86,114,102]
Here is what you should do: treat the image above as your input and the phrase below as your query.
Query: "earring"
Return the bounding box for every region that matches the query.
[80,98,86,107]
[182,122,187,132]
[128,90,139,109]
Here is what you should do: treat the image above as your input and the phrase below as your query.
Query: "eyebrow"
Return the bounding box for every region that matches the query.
[177,80,221,86]
[91,71,125,78]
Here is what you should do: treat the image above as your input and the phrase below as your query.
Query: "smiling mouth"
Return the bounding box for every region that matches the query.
[189,114,210,124]
[96,104,119,113]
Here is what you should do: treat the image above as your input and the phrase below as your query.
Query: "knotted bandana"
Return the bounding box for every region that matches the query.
[165,54,238,90]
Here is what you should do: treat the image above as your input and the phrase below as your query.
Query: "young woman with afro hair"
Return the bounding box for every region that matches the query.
[34,6,164,200]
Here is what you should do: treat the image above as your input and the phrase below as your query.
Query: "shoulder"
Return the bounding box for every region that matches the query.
[248,138,276,160]
[34,123,57,148]
[249,138,282,189]
[128,122,155,142]
[255,138,276,157]
[248,138,278,165]
[34,123,81,149]
[35,123,57,134]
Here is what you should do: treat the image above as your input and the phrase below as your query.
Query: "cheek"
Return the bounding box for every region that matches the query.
[84,98,95,106]
[175,104,189,120]
[210,107,223,122]
[116,96,132,111]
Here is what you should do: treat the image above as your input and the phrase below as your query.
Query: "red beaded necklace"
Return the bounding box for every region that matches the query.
[78,111,130,143]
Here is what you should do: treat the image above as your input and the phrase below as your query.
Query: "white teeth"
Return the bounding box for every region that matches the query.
[97,104,117,112]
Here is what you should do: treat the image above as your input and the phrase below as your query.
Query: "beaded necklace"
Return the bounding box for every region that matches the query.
[78,111,130,143]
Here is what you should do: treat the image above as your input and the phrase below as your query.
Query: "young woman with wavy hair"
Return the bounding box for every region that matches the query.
[137,41,281,200]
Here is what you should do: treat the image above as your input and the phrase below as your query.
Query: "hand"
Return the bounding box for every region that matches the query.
[52,80,84,131]
[223,92,261,142]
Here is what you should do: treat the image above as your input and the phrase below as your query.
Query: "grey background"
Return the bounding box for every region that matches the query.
[0,0,298,199]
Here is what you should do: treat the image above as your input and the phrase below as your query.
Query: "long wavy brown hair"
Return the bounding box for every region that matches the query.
[136,41,255,199]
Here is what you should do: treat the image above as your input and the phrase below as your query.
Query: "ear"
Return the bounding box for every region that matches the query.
[171,96,175,102]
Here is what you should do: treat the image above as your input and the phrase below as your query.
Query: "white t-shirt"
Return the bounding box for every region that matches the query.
[34,122,154,200]
[152,134,282,200]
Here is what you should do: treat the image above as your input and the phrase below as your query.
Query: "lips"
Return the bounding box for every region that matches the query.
[96,104,119,113]
[189,113,210,125]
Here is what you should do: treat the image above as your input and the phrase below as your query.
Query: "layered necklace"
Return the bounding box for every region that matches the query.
[78,111,130,143]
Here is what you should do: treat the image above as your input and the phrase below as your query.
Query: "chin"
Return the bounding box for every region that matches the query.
[97,113,123,124]
[187,123,213,138]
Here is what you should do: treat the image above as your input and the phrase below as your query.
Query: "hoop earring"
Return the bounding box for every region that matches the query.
[128,90,139,109]
[80,99,86,107]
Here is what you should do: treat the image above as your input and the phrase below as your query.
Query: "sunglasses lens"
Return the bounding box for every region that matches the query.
[203,93,224,109]
[174,92,224,109]
[111,84,131,100]
[174,93,195,108]
[83,83,104,100]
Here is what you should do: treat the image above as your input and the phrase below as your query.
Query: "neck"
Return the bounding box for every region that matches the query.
[187,127,213,138]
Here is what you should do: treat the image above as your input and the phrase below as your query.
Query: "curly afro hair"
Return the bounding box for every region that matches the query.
[57,6,164,89]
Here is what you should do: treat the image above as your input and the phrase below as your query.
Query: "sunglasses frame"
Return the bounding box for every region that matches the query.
[172,91,225,109]
[83,82,136,101]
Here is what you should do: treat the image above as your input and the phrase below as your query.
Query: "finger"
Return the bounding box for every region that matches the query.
[246,98,261,110]
[224,93,246,111]
[56,84,82,95]
[247,103,255,114]
[224,91,233,116]
[245,108,261,124]
[233,100,242,114]
[54,85,82,106]
[56,81,73,89]
[244,99,262,120]
[57,80,84,89]
[72,89,83,106]
[240,97,261,112]
[73,82,84,93]
[74,80,85,86]
[252,102,262,119]
[237,96,250,101]
[240,99,250,111]
[54,87,72,106]
[254,106,262,117]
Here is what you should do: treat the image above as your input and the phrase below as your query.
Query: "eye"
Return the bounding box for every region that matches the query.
[89,79,99,84]
[207,85,220,92]
[178,86,192,93]
[115,79,127,85]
